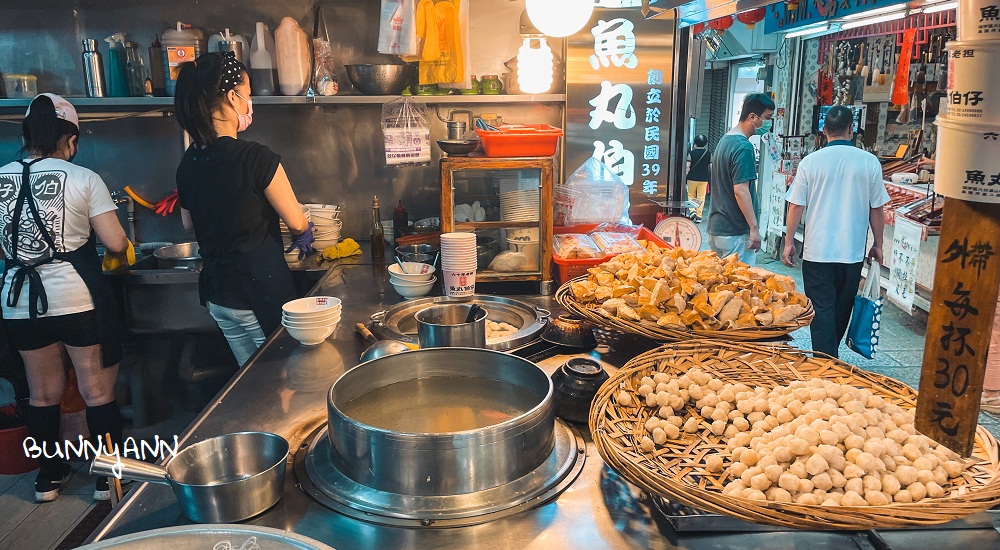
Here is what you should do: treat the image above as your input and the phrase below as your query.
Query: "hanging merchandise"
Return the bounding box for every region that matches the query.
[407,0,464,85]
[378,0,418,56]
[274,16,312,96]
[381,97,431,166]
[708,15,734,34]
[161,22,206,96]
[736,8,765,30]
[439,0,472,91]
[312,7,339,96]
[249,22,278,96]
[104,33,130,97]
[893,28,916,106]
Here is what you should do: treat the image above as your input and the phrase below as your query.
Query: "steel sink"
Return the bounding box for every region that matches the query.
[112,255,216,334]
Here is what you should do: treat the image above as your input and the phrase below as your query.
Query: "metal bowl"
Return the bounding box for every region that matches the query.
[396,243,439,264]
[153,242,201,270]
[345,64,414,95]
[327,348,554,496]
[437,139,479,156]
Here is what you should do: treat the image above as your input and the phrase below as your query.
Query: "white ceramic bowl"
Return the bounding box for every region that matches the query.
[388,262,436,281]
[282,316,341,329]
[283,296,342,315]
[390,277,436,298]
[283,309,342,323]
[284,323,336,345]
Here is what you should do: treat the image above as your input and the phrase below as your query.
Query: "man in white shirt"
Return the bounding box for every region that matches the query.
[782,105,890,358]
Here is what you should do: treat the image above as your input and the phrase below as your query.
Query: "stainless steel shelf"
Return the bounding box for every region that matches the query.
[0,94,565,109]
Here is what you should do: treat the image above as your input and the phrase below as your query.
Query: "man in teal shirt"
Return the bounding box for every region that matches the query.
[707,93,774,265]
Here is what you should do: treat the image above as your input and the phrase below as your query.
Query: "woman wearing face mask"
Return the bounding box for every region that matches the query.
[173,52,313,366]
[0,93,131,502]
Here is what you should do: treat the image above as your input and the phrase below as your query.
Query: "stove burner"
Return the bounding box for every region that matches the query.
[293,420,585,528]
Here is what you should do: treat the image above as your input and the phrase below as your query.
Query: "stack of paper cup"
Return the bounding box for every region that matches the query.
[440,232,478,298]
[934,4,1000,204]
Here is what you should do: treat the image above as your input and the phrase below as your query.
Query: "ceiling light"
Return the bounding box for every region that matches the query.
[841,12,906,30]
[525,0,595,38]
[785,23,838,39]
[843,4,907,19]
[922,2,958,14]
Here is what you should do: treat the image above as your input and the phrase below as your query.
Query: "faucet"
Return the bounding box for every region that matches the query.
[110,191,137,244]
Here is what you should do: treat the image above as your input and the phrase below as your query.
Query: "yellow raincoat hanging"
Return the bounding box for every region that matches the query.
[405,0,464,85]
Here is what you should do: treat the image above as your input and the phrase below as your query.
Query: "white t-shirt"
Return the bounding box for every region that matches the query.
[785,142,891,264]
[0,158,117,318]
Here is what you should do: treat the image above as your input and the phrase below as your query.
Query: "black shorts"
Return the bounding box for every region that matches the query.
[5,310,101,351]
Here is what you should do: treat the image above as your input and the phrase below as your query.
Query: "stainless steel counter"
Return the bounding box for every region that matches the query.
[87,262,1000,549]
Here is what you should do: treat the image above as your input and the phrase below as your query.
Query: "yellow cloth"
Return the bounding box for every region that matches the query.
[321,238,363,260]
[404,0,463,85]
[102,240,136,272]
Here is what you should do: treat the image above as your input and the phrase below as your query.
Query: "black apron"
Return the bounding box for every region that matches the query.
[2,158,124,367]
[200,232,295,337]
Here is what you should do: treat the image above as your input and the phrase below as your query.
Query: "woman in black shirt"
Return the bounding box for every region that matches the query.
[686,134,711,222]
[174,53,312,365]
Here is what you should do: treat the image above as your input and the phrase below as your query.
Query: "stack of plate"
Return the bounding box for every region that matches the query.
[281,204,312,262]
[440,233,478,298]
[281,296,342,345]
[499,181,539,223]
[307,204,342,250]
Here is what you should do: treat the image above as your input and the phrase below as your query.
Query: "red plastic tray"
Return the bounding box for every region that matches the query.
[475,124,563,158]
[552,224,671,284]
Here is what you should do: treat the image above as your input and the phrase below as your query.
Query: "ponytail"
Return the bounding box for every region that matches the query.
[174,53,247,148]
[22,95,79,157]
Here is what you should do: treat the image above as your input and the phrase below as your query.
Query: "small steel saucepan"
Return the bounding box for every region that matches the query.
[90,431,288,523]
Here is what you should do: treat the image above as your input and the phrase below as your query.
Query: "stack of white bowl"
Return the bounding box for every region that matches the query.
[440,233,478,298]
[307,204,343,250]
[281,204,312,262]
[387,261,437,298]
[499,179,539,223]
[281,296,342,345]
[934,2,1000,204]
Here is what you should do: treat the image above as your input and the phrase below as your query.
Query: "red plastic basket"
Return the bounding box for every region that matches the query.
[475,124,563,157]
[0,404,37,475]
[552,224,671,284]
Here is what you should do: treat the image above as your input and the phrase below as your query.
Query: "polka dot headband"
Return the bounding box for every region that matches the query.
[219,51,247,92]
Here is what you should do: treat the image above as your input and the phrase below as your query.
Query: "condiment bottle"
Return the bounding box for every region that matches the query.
[393,200,408,242]
[249,22,278,96]
[104,33,130,97]
[148,36,166,96]
[460,75,480,95]
[480,75,502,95]
[82,38,107,98]
[274,17,311,96]
[371,195,386,262]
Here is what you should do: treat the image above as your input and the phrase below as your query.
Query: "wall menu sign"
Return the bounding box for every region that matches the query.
[566,9,675,209]
[763,0,909,34]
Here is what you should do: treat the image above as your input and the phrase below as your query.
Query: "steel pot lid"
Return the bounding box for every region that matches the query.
[76,524,335,550]
[370,295,548,351]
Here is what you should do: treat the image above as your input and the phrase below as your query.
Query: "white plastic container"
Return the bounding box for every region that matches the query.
[957,0,1000,41]
[249,22,278,96]
[933,115,1000,203]
[944,40,1000,123]
[161,22,205,96]
[274,17,311,96]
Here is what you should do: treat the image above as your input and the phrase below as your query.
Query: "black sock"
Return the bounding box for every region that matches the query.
[86,401,123,451]
[24,404,64,478]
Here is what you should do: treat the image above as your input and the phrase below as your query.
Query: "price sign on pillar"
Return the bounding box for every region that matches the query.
[915,200,1000,456]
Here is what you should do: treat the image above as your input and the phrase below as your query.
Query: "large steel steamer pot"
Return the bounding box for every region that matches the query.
[327,348,555,496]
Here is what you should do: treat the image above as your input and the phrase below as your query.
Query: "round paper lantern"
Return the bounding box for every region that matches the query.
[692,22,707,36]
[525,0,595,38]
[737,8,766,29]
[708,15,734,33]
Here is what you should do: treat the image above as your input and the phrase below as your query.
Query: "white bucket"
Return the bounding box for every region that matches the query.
[957,1,1000,41]
[509,239,540,271]
[442,267,477,298]
[933,115,1000,203]
[944,40,1000,123]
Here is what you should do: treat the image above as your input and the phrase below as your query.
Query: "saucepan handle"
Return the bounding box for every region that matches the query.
[90,454,170,485]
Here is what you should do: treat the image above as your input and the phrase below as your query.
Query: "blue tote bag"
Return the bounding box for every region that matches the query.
[846,262,883,359]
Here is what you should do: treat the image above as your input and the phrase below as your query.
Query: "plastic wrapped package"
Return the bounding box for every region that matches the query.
[553,158,631,225]
[590,222,643,238]
[381,98,431,166]
[488,251,529,272]
[552,234,603,259]
[591,232,644,255]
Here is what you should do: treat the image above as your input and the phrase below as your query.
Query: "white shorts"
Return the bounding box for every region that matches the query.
[707,233,756,266]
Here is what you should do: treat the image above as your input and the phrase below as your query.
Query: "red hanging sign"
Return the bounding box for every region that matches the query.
[893,28,916,106]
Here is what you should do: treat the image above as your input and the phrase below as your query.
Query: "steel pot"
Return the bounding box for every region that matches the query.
[327,348,554,496]
[90,432,288,523]
[153,242,201,270]
[415,303,487,348]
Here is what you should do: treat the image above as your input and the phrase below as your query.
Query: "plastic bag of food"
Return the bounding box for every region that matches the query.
[553,157,631,225]
[381,98,431,166]
[592,232,645,255]
[590,222,643,239]
[553,234,604,259]
[488,250,529,271]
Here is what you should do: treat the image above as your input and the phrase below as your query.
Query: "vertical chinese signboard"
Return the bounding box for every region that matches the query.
[566,9,675,219]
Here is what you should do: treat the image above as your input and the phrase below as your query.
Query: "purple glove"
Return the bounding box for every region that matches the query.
[285,221,316,259]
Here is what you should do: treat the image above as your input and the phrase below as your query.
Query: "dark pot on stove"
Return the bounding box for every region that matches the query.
[550,357,609,424]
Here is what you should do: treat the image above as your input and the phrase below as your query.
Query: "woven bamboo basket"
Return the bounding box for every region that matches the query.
[590,341,1000,530]
[556,276,815,342]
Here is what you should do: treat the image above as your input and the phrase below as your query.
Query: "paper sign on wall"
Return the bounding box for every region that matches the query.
[888,216,923,313]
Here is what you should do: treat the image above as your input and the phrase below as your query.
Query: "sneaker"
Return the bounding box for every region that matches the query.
[693,216,702,223]
[34,464,72,503]
[94,476,111,501]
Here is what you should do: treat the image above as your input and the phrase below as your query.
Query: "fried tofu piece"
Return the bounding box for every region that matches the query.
[691,291,715,318]
[596,271,614,287]
[657,312,685,328]
[638,304,661,321]
[754,311,774,326]
[650,280,670,308]
[735,312,758,329]
[617,303,640,321]
[671,293,687,313]
[679,309,702,327]
[787,292,809,307]
[773,274,796,292]
[774,304,805,323]
[718,297,744,323]
[600,298,625,316]
[570,280,597,301]
[595,285,613,302]
[708,290,734,311]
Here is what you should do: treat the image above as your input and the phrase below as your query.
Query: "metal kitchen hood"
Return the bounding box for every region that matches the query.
[641,0,779,25]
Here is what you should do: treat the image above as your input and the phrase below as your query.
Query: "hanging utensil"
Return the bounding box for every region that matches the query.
[464,302,486,324]
[880,40,891,85]
[871,39,882,86]
[855,42,865,76]
[861,41,871,79]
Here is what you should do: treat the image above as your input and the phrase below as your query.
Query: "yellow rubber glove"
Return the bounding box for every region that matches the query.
[102,240,136,272]
[321,238,363,260]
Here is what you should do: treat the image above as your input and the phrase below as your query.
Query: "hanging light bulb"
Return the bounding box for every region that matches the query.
[517,38,554,94]
[526,0,594,38]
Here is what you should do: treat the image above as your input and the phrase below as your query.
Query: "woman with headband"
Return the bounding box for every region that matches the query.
[173,52,313,366]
